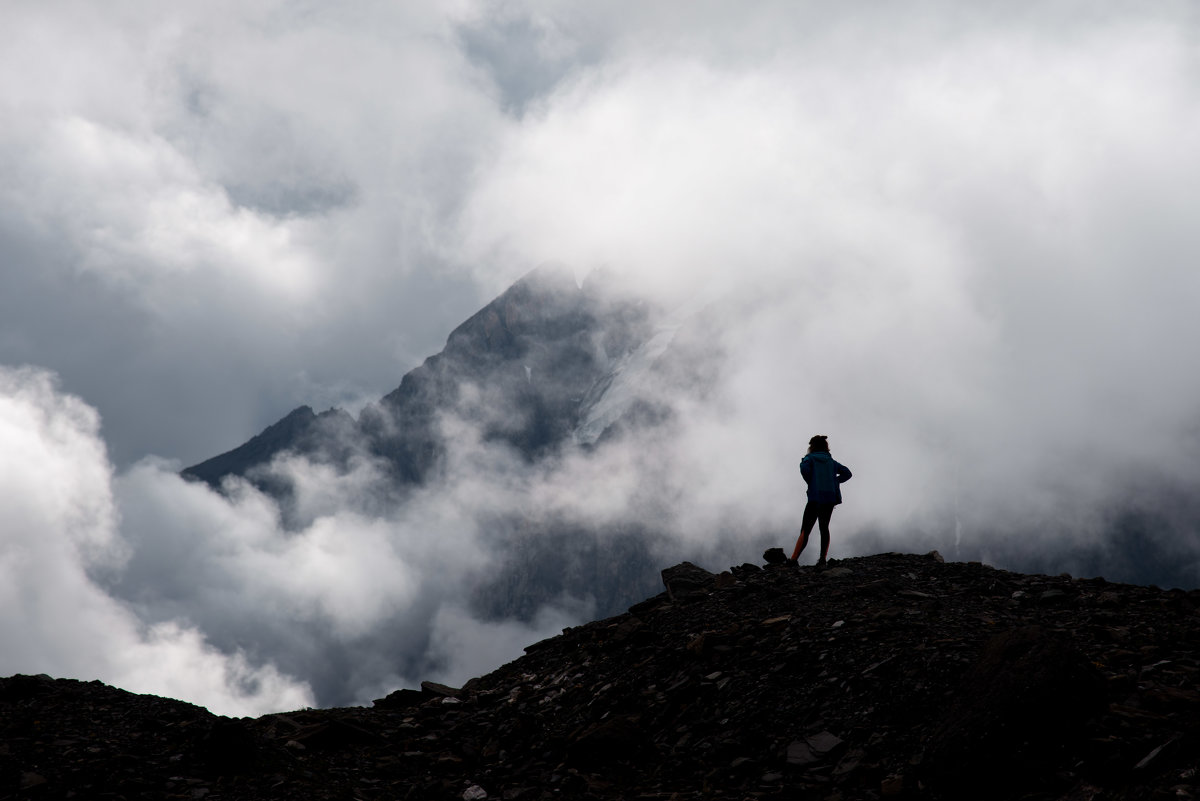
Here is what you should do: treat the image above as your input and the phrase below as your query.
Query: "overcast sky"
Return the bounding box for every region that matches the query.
[4,1,1200,715]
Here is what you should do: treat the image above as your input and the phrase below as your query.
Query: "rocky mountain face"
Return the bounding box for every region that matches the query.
[182,266,660,493]
[7,551,1200,800]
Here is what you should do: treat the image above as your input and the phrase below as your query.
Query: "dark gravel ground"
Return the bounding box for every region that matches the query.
[6,551,1200,800]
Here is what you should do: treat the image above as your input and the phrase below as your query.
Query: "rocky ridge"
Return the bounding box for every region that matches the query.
[181,266,659,492]
[6,551,1200,800]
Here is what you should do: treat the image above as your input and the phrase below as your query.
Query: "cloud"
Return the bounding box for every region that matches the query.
[0,364,595,711]
[455,4,1200,572]
[0,2,497,467]
[0,365,312,716]
[106,412,610,708]
[425,603,584,689]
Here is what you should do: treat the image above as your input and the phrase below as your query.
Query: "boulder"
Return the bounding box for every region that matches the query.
[787,731,845,766]
[372,688,425,709]
[762,547,787,565]
[661,562,716,601]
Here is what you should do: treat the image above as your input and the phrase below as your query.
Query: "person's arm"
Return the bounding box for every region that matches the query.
[836,463,852,483]
[800,459,812,483]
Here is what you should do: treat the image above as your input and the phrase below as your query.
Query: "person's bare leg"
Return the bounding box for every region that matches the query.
[790,530,810,561]
[817,506,834,564]
[792,502,820,562]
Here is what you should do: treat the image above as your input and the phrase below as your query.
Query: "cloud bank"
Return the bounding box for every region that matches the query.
[0,2,494,466]
[0,366,311,716]
[457,2,1200,577]
[1,365,588,713]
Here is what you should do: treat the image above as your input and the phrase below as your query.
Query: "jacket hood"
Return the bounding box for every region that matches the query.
[805,451,834,461]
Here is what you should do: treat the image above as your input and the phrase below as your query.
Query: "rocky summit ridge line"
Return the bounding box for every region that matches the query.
[6,551,1200,800]
[181,265,663,494]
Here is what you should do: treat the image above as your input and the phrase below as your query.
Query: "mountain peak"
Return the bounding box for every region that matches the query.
[181,405,318,487]
[185,265,658,497]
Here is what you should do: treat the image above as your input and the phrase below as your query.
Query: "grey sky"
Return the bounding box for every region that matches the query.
[4,1,1200,713]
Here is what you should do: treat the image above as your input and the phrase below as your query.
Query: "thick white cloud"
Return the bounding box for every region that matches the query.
[457,5,1200,565]
[0,365,589,711]
[0,1,496,466]
[0,366,312,716]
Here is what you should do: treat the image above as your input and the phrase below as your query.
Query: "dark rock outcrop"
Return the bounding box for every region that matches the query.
[661,560,717,600]
[763,546,787,565]
[182,405,357,489]
[8,552,1200,799]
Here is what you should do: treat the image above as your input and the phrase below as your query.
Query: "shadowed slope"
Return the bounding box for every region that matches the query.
[7,552,1200,800]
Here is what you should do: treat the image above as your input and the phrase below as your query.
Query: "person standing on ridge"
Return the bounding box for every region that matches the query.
[790,435,852,568]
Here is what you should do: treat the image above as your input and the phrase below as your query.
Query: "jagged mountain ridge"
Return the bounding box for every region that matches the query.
[182,266,662,491]
[6,552,1200,800]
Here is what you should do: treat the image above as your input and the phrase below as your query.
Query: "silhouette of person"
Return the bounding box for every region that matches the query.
[790,435,852,568]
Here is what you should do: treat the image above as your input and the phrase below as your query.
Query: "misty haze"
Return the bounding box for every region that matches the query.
[3,2,1200,717]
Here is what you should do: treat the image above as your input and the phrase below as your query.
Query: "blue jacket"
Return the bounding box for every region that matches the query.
[800,451,852,505]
